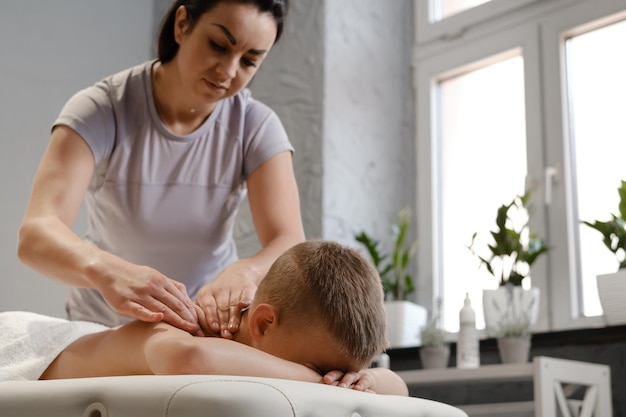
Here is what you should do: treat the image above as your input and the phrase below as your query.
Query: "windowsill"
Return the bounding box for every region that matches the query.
[387,323,626,371]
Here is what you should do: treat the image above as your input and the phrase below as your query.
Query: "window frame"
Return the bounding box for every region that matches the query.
[413,0,626,333]
[541,0,626,330]
[414,22,548,332]
[415,0,548,44]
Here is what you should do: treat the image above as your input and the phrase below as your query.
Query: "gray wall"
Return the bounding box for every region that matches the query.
[0,0,416,316]
[0,1,154,317]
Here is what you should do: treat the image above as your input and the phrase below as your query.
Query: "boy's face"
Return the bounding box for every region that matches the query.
[259,319,366,375]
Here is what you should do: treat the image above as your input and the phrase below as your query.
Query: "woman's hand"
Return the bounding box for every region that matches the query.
[89,255,201,335]
[195,260,258,338]
[17,126,200,335]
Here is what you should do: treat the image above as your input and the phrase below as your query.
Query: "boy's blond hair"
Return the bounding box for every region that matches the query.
[254,240,388,365]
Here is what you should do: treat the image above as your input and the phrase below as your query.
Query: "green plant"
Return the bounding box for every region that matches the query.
[582,180,626,271]
[496,317,531,338]
[420,315,449,348]
[355,207,417,301]
[468,192,549,286]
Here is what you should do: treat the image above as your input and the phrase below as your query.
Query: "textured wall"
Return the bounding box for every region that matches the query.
[236,0,326,256]
[238,0,417,267]
[323,0,416,248]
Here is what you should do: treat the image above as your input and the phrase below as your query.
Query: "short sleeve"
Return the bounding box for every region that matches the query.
[53,82,116,163]
[242,101,294,179]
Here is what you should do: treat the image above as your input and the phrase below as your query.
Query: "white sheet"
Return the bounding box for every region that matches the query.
[0,311,107,381]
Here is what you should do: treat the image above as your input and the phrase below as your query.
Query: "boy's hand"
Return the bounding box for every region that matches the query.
[322,370,375,393]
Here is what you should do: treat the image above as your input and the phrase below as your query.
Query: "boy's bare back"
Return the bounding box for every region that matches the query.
[40,321,190,379]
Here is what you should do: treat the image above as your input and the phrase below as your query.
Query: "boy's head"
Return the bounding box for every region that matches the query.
[249,240,388,371]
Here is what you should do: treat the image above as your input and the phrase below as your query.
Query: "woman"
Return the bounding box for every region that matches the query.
[17,0,304,338]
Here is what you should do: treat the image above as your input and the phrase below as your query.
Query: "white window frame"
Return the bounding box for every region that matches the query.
[413,0,626,332]
[415,0,548,44]
[414,22,548,332]
[541,0,626,330]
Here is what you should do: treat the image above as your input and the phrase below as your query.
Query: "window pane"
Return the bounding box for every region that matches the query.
[437,54,527,331]
[433,0,493,21]
[567,18,626,317]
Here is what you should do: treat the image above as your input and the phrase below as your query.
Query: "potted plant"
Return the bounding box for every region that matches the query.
[419,315,450,369]
[494,309,532,364]
[355,207,417,301]
[355,207,427,348]
[582,180,626,325]
[467,191,548,337]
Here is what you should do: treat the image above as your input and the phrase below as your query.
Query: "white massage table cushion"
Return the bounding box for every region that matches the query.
[0,374,467,417]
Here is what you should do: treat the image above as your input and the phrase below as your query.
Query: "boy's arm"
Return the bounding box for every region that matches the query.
[143,322,324,383]
[42,320,325,381]
[323,368,409,396]
[360,368,409,396]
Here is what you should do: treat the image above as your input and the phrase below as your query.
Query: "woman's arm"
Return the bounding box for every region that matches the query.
[18,126,199,333]
[18,126,99,287]
[196,151,305,337]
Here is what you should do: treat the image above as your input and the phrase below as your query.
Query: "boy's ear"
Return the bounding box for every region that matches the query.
[248,303,279,342]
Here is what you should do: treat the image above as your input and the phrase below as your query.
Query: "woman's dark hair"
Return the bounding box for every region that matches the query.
[158,0,289,64]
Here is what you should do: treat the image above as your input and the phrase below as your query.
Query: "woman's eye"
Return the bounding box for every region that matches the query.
[210,41,226,52]
[241,57,257,68]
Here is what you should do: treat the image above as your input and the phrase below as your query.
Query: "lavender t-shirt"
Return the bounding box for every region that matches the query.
[54,61,293,326]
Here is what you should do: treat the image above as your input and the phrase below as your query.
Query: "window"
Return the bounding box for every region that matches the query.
[565,19,626,317]
[435,0,494,21]
[415,0,545,43]
[414,0,626,333]
[437,52,528,330]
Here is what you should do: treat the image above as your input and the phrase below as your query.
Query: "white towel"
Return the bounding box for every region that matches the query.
[0,311,108,381]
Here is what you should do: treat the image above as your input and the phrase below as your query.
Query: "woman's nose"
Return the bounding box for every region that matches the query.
[216,56,237,80]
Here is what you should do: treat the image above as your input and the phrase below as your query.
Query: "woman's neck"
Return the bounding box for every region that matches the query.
[152,61,215,135]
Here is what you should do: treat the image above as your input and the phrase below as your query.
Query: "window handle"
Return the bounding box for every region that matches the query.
[545,167,558,205]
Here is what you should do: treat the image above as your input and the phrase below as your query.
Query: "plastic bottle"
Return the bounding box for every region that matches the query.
[457,293,480,368]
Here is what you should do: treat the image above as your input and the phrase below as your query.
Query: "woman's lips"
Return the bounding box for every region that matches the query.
[205,78,227,93]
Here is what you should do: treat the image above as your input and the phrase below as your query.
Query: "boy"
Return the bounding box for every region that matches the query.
[1,240,408,396]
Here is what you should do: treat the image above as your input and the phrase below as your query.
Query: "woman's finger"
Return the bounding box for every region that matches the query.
[122,300,164,323]
[217,297,234,339]
[159,280,198,323]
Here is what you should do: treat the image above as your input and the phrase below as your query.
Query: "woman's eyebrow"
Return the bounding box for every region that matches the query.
[211,23,268,55]
[212,23,237,45]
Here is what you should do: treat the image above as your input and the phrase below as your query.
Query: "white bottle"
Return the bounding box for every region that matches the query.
[457,293,480,368]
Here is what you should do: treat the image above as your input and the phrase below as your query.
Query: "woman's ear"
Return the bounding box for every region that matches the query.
[248,303,279,344]
[174,5,190,45]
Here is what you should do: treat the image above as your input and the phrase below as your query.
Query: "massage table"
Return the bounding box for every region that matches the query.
[0,374,467,417]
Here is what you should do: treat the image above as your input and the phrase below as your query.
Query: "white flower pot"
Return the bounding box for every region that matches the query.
[597,269,626,325]
[497,336,531,364]
[384,300,428,348]
[420,346,450,369]
[482,286,539,337]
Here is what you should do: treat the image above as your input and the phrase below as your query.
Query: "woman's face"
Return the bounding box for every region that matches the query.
[172,2,277,104]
